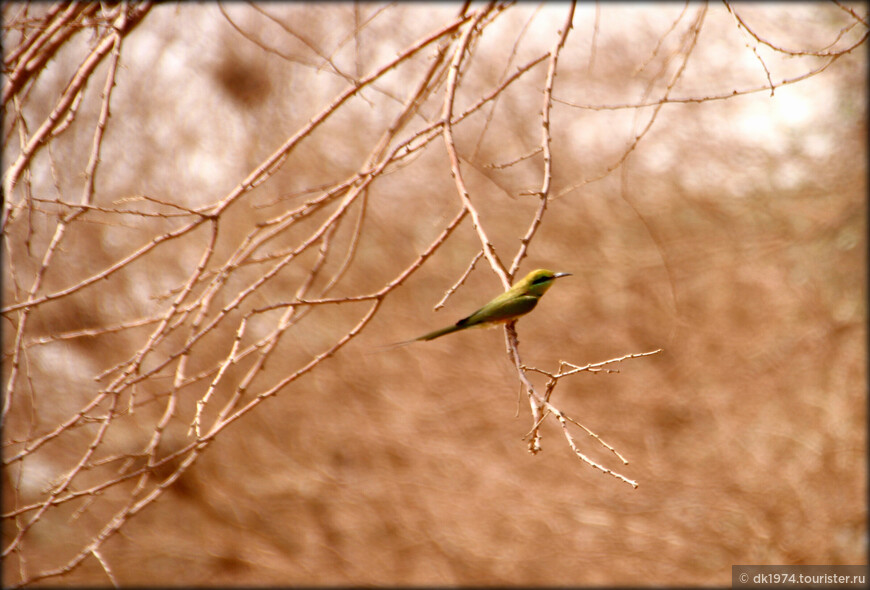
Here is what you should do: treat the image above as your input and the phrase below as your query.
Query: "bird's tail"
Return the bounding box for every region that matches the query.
[373,321,467,352]
[416,323,465,342]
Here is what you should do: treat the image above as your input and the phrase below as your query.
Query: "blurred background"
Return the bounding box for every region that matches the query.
[2,2,866,586]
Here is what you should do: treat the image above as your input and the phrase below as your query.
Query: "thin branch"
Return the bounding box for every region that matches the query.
[724,0,869,57]
[486,147,542,170]
[90,549,119,588]
[723,1,775,95]
[509,1,575,277]
[81,7,125,205]
[442,6,511,288]
[555,4,708,198]
[434,250,483,311]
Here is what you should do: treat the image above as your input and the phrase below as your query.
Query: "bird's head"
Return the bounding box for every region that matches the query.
[515,269,571,296]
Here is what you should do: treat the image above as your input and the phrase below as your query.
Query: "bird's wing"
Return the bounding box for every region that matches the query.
[459,295,539,327]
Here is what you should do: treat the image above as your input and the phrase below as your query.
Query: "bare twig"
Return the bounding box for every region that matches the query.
[90,549,119,588]
[724,0,869,57]
[442,6,511,287]
[434,250,483,311]
[3,3,859,584]
[509,1,575,277]
[555,4,708,197]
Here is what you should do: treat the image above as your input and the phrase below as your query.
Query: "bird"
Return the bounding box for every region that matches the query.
[412,268,571,342]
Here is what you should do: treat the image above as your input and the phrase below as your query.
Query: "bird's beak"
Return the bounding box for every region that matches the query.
[553,272,572,279]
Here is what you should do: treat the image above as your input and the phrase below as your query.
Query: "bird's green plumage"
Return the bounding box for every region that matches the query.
[415,269,570,342]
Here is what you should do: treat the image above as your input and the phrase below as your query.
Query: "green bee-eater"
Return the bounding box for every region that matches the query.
[414,268,571,342]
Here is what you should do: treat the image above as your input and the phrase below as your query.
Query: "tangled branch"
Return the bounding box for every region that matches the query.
[2,1,864,585]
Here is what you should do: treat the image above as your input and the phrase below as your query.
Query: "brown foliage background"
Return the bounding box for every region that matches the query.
[2,2,866,586]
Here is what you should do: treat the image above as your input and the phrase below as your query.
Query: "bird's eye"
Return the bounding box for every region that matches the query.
[532,275,552,284]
